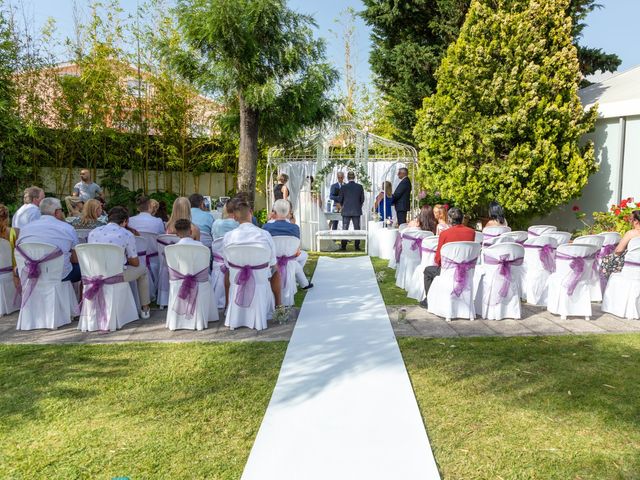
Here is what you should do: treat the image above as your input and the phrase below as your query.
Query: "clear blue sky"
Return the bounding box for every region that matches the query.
[20,0,640,88]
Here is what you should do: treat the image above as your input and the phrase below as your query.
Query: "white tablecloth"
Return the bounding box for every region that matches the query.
[375,227,399,261]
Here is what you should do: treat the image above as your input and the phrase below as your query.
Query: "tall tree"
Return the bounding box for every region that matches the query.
[362,0,620,144]
[413,0,597,225]
[171,0,337,204]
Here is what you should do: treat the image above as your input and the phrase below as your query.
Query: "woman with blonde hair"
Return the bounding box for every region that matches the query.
[0,204,18,266]
[433,204,449,235]
[71,199,106,229]
[149,199,160,216]
[166,197,200,240]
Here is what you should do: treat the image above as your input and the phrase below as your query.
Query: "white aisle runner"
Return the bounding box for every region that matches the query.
[242,256,441,479]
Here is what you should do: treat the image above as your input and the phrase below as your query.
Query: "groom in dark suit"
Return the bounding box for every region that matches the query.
[328,171,345,230]
[392,167,412,225]
[337,171,365,251]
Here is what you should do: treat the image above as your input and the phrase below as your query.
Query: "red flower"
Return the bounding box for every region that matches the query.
[572,205,580,212]
[621,199,628,208]
[615,209,621,215]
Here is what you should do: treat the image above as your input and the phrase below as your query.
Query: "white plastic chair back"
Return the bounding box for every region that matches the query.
[494,231,528,245]
[272,236,301,307]
[427,241,481,321]
[388,227,417,270]
[15,242,77,330]
[156,234,179,307]
[210,237,227,309]
[599,231,621,247]
[547,243,599,319]
[628,237,640,251]
[522,235,557,305]
[139,232,159,299]
[0,238,19,315]
[165,244,216,330]
[476,243,524,320]
[407,236,439,301]
[398,224,410,233]
[396,230,433,290]
[224,244,274,330]
[482,226,511,246]
[602,247,640,319]
[527,225,557,239]
[574,235,604,249]
[573,235,605,301]
[76,228,92,244]
[545,231,572,246]
[75,243,138,331]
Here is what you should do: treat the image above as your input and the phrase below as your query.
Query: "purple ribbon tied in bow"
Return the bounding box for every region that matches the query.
[556,252,596,296]
[483,254,524,304]
[212,254,228,274]
[168,267,209,319]
[394,233,403,262]
[228,262,270,308]
[524,244,556,273]
[441,256,478,297]
[15,244,63,307]
[403,234,423,258]
[276,255,298,289]
[82,274,125,331]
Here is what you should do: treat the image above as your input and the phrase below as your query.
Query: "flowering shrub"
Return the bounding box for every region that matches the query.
[575,197,638,235]
[418,190,454,209]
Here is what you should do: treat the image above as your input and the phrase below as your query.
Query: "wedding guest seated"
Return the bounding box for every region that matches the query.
[88,206,151,319]
[223,198,281,307]
[189,193,214,238]
[70,199,107,229]
[601,210,640,279]
[212,200,239,239]
[419,207,475,309]
[263,200,300,238]
[166,197,200,240]
[0,204,19,262]
[485,201,508,227]
[64,198,84,223]
[409,205,437,234]
[154,200,169,222]
[128,195,165,235]
[434,204,449,235]
[174,218,203,245]
[149,199,160,217]
[16,197,81,283]
[12,186,44,229]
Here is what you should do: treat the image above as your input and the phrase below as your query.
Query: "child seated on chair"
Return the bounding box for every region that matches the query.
[175,219,203,246]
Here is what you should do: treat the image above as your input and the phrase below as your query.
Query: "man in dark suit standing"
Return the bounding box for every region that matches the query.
[392,167,412,225]
[337,171,365,251]
[328,171,345,230]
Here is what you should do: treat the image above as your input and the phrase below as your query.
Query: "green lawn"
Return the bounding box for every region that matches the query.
[0,342,286,480]
[400,334,640,479]
[370,256,419,306]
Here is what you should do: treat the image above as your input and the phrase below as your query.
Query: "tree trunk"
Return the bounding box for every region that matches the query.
[237,93,259,207]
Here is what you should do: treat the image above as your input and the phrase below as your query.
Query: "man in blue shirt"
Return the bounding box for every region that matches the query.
[189,193,214,246]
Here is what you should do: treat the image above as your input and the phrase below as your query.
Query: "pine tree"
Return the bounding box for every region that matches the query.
[413,0,598,224]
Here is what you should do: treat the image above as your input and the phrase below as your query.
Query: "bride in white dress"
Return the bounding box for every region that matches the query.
[297,177,339,252]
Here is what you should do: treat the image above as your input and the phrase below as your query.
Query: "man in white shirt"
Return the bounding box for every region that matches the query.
[175,219,203,245]
[223,198,281,306]
[128,196,166,235]
[12,186,44,229]
[88,206,151,319]
[16,197,81,283]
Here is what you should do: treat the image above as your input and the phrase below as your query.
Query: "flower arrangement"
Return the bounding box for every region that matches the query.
[418,190,454,209]
[575,197,638,235]
[371,211,381,222]
[272,305,292,325]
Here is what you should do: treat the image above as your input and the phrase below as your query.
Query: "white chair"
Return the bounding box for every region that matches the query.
[574,235,605,302]
[139,232,159,299]
[522,235,557,305]
[156,234,179,308]
[481,226,511,247]
[476,243,525,320]
[224,244,274,330]
[527,225,557,239]
[629,237,640,251]
[76,243,139,332]
[388,226,414,269]
[165,244,217,330]
[427,241,481,322]
[494,231,528,245]
[474,231,484,244]
[15,242,78,330]
[129,236,149,311]
[545,231,572,246]
[272,236,304,307]
[407,236,439,301]
[547,243,599,320]
[600,232,622,249]
[210,237,227,309]
[602,247,640,319]
[396,230,434,290]
[0,239,19,315]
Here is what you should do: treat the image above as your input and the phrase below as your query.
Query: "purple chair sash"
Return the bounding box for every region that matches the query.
[527,228,540,237]
[625,260,640,267]
[212,254,228,274]
[441,255,478,297]
[483,254,524,303]
[168,266,209,319]
[0,266,13,274]
[276,255,298,289]
[403,234,424,259]
[556,252,597,296]
[524,244,556,273]
[394,233,403,262]
[227,261,270,308]
[144,251,158,283]
[15,244,63,307]
[82,273,126,331]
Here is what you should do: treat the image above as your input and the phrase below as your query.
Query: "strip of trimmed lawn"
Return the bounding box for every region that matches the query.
[400,334,640,479]
[0,342,286,479]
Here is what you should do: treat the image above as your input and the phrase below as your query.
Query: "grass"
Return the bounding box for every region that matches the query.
[0,342,287,480]
[400,334,640,479]
[370,256,418,306]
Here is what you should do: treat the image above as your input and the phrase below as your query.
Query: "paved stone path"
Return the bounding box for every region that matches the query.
[1,302,639,344]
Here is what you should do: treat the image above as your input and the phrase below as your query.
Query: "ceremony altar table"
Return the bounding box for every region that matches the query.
[376,227,399,261]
